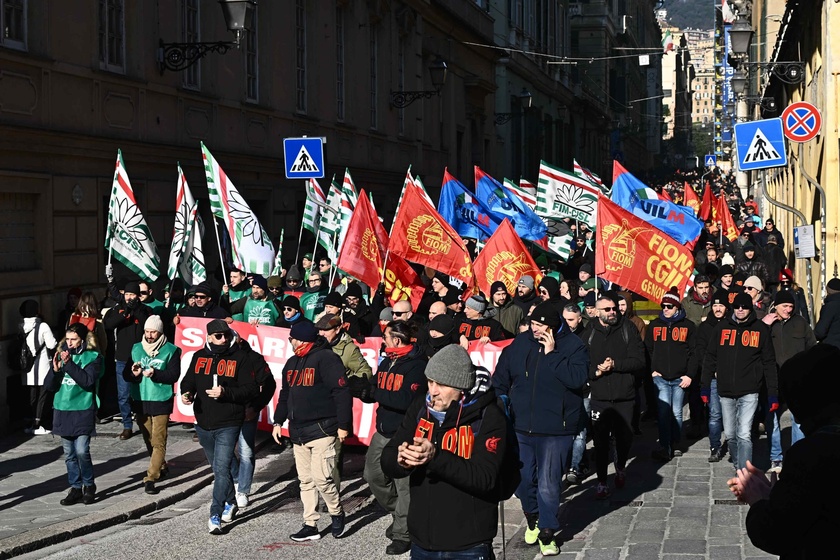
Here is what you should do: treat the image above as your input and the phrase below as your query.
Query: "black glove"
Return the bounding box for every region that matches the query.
[347,375,374,403]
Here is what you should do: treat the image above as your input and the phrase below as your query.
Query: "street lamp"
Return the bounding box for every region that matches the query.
[158,0,256,74]
[389,56,448,108]
[729,16,754,57]
[495,88,533,125]
[731,69,748,96]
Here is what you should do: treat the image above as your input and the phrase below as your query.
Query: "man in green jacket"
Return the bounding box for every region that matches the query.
[230,274,279,326]
[315,313,372,385]
[300,271,329,321]
[45,322,104,506]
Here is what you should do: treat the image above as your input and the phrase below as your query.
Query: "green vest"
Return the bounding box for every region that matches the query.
[53,350,103,412]
[300,290,328,321]
[145,298,165,312]
[244,298,280,325]
[129,342,178,402]
[229,286,252,321]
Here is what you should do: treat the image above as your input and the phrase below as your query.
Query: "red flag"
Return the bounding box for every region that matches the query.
[338,189,388,290]
[595,197,694,302]
[382,253,426,312]
[715,192,739,242]
[658,189,673,202]
[390,183,475,289]
[683,182,701,217]
[699,183,717,222]
[473,219,543,297]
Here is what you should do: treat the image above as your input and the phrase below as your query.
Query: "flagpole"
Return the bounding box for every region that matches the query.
[329,231,338,287]
[380,248,391,284]
[309,220,324,275]
[212,217,229,292]
[295,211,305,267]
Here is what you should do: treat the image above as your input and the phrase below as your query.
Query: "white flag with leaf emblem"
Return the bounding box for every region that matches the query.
[202,142,275,276]
[105,150,161,282]
[167,164,206,285]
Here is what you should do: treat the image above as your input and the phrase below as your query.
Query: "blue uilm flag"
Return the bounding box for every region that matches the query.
[611,163,702,245]
[474,167,547,242]
[438,169,499,240]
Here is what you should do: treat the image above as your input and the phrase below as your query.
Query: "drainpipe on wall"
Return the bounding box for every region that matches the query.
[798,143,827,303]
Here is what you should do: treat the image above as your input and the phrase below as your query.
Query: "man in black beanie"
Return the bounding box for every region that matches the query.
[697,291,731,462]
[763,288,816,473]
[485,280,523,337]
[273,319,352,542]
[493,302,589,554]
[102,280,153,440]
[275,295,311,329]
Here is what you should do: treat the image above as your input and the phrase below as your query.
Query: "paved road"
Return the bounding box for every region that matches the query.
[1,411,789,559]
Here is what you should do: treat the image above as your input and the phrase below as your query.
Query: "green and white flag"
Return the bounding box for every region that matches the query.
[202,142,275,276]
[335,168,358,254]
[536,160,599,229]
[271,228,285,276]
[167,164,206,285]
[317,176,342,261]
[105,150,161,282]
[303,178,325,234]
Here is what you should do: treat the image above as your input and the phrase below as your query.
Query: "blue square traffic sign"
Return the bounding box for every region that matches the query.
[704,154,716,167]
[734,118,787,171]
[283,137,325,179]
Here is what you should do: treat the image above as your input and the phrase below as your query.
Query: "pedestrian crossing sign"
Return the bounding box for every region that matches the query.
[705,155,716,168]
[734,118,787,171]
[283,137,325,179]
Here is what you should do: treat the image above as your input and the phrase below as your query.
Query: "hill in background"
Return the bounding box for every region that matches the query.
[663,0,715,31]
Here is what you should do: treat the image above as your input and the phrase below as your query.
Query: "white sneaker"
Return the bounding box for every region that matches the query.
[236,492,249,508]
[33,427,51,435]
[221,503,237,523]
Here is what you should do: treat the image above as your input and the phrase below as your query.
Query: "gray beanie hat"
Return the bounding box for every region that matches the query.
[424,344,476,390]
[465,295,487,314]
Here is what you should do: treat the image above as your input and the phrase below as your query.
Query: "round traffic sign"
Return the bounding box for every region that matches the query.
[782,101,821,143]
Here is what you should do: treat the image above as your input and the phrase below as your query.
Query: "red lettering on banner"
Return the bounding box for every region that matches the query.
[415,418,434,441]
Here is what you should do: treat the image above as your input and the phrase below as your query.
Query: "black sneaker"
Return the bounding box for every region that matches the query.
[290,524,321,542]
[385,540,411,555]
[331,512,345,538]
[144,481,159,495]
[566,469,582,485]
[82,484,96,505]
[708,449,723,463]
[60,487,83,506]
[385,520,394,540]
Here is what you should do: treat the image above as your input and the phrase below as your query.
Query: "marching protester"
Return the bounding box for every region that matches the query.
[220,269,252,320]
[485,281,524,337]
[45,323,104,506]
[228,274,279,325]
[458,295,507,343]
[124,315,181,494]
[180,320,260,534]
[173,282,230,322]
[696,291,730,462]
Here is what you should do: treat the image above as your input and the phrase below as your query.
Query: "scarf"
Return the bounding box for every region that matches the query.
[692,289,711,305]
[659,308,687,325]
[385,344,414,361]
[294,341,314,357]
[141,333,167,357]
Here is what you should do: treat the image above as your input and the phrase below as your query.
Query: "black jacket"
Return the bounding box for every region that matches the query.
[645,312,698,380]
[177,301,230,319]
[493,326,589,436]
[180,337,261,430]
[814,292,840,348]
[702,311,777,399]
[273,338,353,442]
[695,310,723,374]
[371,345,428,438]
[512,290,539,315]
[770,315,816,370]
[582,316,646,402]
[381,389,507,552]
[102,301,153,361]
[458,316,507,342]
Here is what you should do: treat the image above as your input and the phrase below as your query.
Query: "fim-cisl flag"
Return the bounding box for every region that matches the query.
[473,219,543,297]
[536,160,599,229]
[595,197,694,303]
[105,150,161,282]
[391,182,475,289]
[202,142,275,276]
[167,164,206,285]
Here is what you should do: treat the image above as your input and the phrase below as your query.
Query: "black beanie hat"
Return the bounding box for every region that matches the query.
[250,274,268,292]
[538,276,560,299]
[290,320,318,343]
[325,291,344,307]
[124,281,141,295]
[719,264,734,276]
[282,295,301,312]
[442,290,462,306]
[774,290,796,307]
[732,292,753,309]
[19,299,39,318]
[344,283,363,300]
[490,281,508,296]
[428,314,457,337]
[711,290,730,308]
[529,301,561,329]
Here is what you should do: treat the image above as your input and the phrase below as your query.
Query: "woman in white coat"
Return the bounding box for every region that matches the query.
[20,300,57,434]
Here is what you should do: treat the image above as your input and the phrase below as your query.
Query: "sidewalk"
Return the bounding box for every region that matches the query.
[0,420,271,560]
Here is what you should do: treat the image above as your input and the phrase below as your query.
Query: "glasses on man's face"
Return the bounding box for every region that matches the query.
[598,306,617,312]
[209,332,230,341]
[319,263,329,268]
[194,295,208,300]
[392,310,408,317]
[661,304,675,310]
[269,287,281,292]
[284,307,296,312]
[734,304,751,310]
[139,291,149,296]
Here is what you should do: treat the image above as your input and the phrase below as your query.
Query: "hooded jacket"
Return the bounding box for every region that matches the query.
[695,309,724,375]
[44,332,104,437]
[702,310,777,398]
[102,300,153,361]
[179,332,261,430]
[814,291,840,347]
[371,344,428,438]
[485,297,524,337]
[381,387,507,552]
[492,323,589,436]
[582,315,646,402]
[645,310,698,380]
[329,331,373,380]
[273,338,353,443]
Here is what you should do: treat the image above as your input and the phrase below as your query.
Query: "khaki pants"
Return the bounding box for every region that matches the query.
[363,431,411,541]
[137,413,169,483]
[293,435,343,525]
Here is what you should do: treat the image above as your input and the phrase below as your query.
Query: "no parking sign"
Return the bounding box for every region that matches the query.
[782,102,821,143]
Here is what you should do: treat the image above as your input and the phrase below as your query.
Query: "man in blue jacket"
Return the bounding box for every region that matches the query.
[493,302,589,556]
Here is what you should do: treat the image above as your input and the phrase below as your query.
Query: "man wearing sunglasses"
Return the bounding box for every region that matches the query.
[180,320,260,534]
[702,292,778,472]
[174,282,231,322]
[647,289,698,462]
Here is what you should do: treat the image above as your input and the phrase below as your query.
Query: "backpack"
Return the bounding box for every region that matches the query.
[7,322,42,372]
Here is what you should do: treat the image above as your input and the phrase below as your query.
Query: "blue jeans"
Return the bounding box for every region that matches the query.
[230,419,257,494]
[720,393,759,470]
[114,360,133,430]
[653,376,685,454]
[196,424,240,517]
[790,413,805,446]
[708,379,723,452]
[768,408,783,462]
[62,435,94,488]
[515,433,573,532]
[410,542,494,559]
[570,398,591,472]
